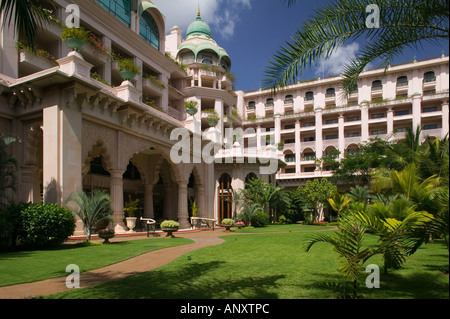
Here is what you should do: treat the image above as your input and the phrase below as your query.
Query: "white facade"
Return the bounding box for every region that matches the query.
[0,0,448,234]
[237,57,449,188]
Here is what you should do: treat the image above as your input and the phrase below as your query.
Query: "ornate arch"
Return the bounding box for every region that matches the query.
[82,140,112,176]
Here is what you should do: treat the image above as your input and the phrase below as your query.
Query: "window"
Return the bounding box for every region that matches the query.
[303,121,315,127]
[139,10,160,50]
[394,110,410,116]
[285,168,296,174]
[396,76,408,87]
[284,124,295,129]
[423,124,439,130]
[370,113,385,119]
[96,0,131,26]
[424,71,436,82]
[325,88,336,98]
[371,129,386,135]
[305,91,314,101]
[304,167,315,172]
[346,132,360,137]
[247,101,256,110]
[303,136,315,142]
[285,95,294,104]
[325,134,338,140]
[285,139,296,144]
[347,116,360,122]
[422,106,438,113]
[325,119,338,125]
[372,80,383,91]
[285,154,296,162]
[266,98,274,107]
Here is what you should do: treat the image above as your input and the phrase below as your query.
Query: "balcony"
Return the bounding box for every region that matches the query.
[18,49,57,75]
[284,99,294,110]
[143,76,166,96]
[396,81,409,93]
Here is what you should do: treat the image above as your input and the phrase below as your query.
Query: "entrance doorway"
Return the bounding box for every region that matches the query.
[218,173,232,221]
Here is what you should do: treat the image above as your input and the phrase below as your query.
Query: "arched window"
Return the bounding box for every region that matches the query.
[397,76,408,87]
[285,95,294,103]
[202,57,213,66]
[424,71,436,82]
[305,91,314,101]
[326,88,335,97]
[139,10,160,50]
[266,98,274,107]
[245,172,257,186]
[96,0,131,26]
[372,80,382,90]
[218,174,233,221]
[248,101,256,110]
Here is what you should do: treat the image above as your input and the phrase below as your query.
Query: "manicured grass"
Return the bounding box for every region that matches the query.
[0,237,193,287]
[43,229,449,299]
[232,224,336,233]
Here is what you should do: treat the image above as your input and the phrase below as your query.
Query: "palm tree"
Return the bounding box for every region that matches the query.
[304,212,378,296]
[264,0,449,95]
[355,209,433,274]
[1,0,55,49]
[370,163,440,213]
[65,190,113,241]
[327,192,352,219]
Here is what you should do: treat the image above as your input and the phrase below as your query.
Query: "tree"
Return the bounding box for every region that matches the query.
[327,192,352,220]
[297,178,337,221]
[0,0,55,49]
[264,0,449,95]
[243,178,291,221]
[65,190,113,241]
[355,209,433,275]
[370,163,440,214]
[304,212,378,297]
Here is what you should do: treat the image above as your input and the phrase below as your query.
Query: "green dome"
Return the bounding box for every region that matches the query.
[186,16,212,39]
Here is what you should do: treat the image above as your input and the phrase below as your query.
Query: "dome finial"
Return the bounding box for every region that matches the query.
[197,4,200,17]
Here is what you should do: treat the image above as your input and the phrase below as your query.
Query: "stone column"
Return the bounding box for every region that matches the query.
[196,184,206,218]
[386,107,394,138]
[442,100,449,137]
[20,166,39,203]
[274,113,281,144]
[177,181,190,229]
[314,107,323,161]
[361,101,369,141]
[338,114,345,159]
[110,169,126,233]
[295,120,301,174]
[143,183,154,219]
[412,93,422,131]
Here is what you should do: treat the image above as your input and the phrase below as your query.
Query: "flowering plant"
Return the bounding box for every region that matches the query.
[234,221,245,227]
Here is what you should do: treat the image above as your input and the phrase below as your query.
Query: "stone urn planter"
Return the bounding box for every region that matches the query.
[161,220,180,238]
[97,229,115,244]
[125,217,137,233]
[221,219,235,232]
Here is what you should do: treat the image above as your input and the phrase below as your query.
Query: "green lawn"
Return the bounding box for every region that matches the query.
[42,228,449,299]
[0,237,193,287]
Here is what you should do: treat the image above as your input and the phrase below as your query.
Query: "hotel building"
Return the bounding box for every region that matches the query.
[0,0,448,233]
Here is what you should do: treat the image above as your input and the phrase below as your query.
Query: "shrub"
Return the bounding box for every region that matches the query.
[18,203,76,248]
[221,218,235,226]
[251,211,270,227]
[0,202,31,249]
[160,220,180,228]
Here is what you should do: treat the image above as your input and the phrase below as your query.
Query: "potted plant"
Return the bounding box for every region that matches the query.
[160,220,180,238]
[61,26,91,52]
[116,57,140,80]
[123,195,140,233]
[234,221,245,229]
[97,228,115,244]
[221,218,235,232]
[184,100,198,116]
[206,109,220,127]
[277,142,285,150]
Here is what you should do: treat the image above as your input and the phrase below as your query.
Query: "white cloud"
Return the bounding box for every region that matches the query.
[315,42,360,77]
[152,0,251,39]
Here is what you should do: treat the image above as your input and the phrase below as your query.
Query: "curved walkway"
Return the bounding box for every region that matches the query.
[0,230,228,299]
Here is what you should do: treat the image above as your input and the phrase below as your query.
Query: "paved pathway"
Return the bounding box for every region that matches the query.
[0,230,228,299]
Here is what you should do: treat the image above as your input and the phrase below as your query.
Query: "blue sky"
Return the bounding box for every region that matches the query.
[153,0,449,92]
